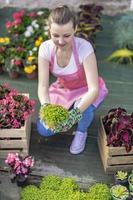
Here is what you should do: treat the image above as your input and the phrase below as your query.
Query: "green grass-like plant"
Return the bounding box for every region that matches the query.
[39,104,69,129]
[114,12,133,50]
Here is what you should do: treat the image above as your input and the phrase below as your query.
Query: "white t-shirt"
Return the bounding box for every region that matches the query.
[38,37,94,75]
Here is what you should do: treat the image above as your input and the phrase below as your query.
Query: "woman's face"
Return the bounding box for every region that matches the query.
[49,21,75,50]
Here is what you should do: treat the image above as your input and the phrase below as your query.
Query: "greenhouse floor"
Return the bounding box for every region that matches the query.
[0,7,133,200]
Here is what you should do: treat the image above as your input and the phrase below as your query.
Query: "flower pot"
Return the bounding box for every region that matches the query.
[16,174,28,187]
[110,185,129,200]
[115,178,128,187]
[128,174,133,192]
[8,71,20,79]
[114,172,129,187]
[26,71,38,80]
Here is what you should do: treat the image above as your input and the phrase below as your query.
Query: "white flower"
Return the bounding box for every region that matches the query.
[37,11,44,16]
[32,20,37,25]
[29,50,33,56]
[27,26,34,33]
[33,24,39,29]
[44,25,49,31]
[32,47,38,52]
[45,31,49,36]
[24,31,32,37]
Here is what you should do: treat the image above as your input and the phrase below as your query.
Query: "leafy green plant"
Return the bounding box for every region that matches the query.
[20,185,40,200]
[110,185,129,199]
[39,175,62,191]
[113,12,133,50]
[87,183,112,200]
[39,104,69,129]
[115,171,128,181]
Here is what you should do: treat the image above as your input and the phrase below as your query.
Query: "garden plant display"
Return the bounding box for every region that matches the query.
[107,12,133,65]
[0,83,35,128]
[110,185,129,200]
[5,153,34,186]
[115,171,128,187]
[21,175,112,200]
[0,4,103,79]
[102,107,133,152]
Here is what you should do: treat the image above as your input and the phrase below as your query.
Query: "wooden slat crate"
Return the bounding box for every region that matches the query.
[0,94,32,158]
[97,116,133,174]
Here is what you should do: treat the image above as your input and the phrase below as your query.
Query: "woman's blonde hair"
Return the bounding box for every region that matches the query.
[48,5,78,29]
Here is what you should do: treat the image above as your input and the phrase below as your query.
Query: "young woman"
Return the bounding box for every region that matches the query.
[37,5,108,154]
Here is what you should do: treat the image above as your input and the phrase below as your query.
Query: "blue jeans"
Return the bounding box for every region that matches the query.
[37,105,95,137]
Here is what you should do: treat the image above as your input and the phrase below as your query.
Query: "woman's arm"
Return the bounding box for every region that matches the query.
[38,56,50,105]
[77,52,99,112]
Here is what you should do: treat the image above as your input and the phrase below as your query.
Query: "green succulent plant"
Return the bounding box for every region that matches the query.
[115,171,128,181]
[110,185,129,199]
[39,104,69,129]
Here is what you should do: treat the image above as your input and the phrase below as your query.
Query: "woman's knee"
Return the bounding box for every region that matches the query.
[37,119,55,137]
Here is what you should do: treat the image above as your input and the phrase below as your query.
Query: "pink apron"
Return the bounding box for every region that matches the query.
[49,39,108,109]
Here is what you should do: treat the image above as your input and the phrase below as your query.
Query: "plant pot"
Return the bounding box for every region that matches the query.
[8,71,20,79]
[110,185,129,200]
[128,174,133,192]
[16,174,28,187]
[26,71,38,80]
[114,173,129,187]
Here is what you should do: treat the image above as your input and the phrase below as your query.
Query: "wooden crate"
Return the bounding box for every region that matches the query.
[0,94,32,158]
[97,116,133,174]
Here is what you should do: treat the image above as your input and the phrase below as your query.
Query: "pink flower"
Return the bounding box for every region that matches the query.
[13,18,22,26]
[5,21,13,29]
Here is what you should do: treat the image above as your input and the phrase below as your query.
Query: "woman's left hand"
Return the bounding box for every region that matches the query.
[53,108,82,133]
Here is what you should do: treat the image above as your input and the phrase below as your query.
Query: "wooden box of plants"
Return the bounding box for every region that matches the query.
[97,107,133,174]
[0,84,35,158]
[0,114,31,158]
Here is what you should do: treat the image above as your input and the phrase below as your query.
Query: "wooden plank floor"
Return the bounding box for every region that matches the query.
[0,12,133,188]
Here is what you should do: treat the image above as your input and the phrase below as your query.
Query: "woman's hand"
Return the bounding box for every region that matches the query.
[53,107,82,133]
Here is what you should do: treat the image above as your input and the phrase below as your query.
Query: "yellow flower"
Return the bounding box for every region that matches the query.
[27,56,36,63]
[35,40,41,47]
[0,38,5,43]
[4,37,10,44]
[0,37,10,44]
[24,65,37,74]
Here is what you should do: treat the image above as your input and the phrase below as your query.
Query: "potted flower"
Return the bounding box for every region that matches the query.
[0,37,10,73]
[0,83,35,128]
[5,153,34,186]
[110,185,129,200]
[115,171,128,187]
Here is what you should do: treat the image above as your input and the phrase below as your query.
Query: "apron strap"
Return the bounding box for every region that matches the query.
[72,38,81,69]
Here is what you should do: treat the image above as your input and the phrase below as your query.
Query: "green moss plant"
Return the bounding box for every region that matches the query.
[39,104,69,129]
[87,183,112,200]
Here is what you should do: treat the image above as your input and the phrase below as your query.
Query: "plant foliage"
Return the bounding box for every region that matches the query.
[102,107,133,152]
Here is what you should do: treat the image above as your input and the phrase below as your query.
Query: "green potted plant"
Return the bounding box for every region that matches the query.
[128,173,133,192]
[110,185,129,200]
[115,171,128,187]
